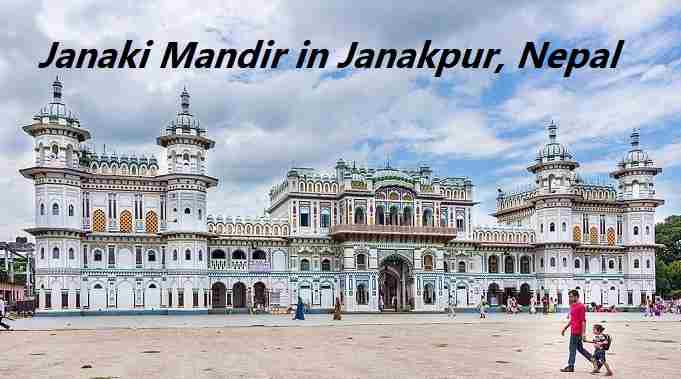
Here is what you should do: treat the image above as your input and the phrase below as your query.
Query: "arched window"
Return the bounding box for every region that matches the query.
[252,250,266,260]
[376,206,385,225]
[93,250,102,262]
[540,258,544,268]
[443,261,449,272]
[488,255,498,273]
[52,247,60,259]
[172,250,178,261]
[423,254,434,271]
[300,259,310,271]
[39,203,45,216]
[40,248,45,260]
[458,261,466,273]
[149,283,157,289]
[423,283,435,305]
[211,250,226,260]
[52,203,60,216]
[633,226,639,236]
[633,259,639,269]
[402,207,413,226]
[184,208,191,215]
[504,256,514,273]
[185,249,191,260]
[422,208,434,227]
[645,226,650,235]
[608,260,615,270]
[562,257,567,267]
[354,207,366,225]
[549,222,555,232]
[68,248,74,260]
[67,204,74,217]
[356,283,368,305]
[550,257,556,267]
[562,222,567,232]
[321,259,331,272]
[520,256,530,274]
[540,224,544,233]
[51,144,59,156]
[646,259,651,269]
[198,209,202,220]
[320,208,331,228]
[93,283,103,289]
[574,259,581,269]
[356,254,367,270]
[198,250,203,261]
[232,250,246,260]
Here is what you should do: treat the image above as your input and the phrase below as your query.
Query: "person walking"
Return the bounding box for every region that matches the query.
[448,295,456,318]
[293,296,305,320]
[378,295,384,312]
[530,296,537,314]
[479,296,487,319]
[333,297,342,320]
[560,289,592,372]
[0,295,11,331]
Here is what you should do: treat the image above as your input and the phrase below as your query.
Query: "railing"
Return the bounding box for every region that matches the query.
[209,259,267,271]
[210,259,227,270]
[329,224,456,237]
[250,261,270,272]
[231,259,247,270]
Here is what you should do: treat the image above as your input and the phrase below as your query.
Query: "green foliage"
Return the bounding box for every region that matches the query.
[655,215,681,264]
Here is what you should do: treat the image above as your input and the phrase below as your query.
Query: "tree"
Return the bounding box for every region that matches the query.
[656,258,671,297]
[655,215,681,264]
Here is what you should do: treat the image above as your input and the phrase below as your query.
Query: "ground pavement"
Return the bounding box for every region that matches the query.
[2,312,680,378]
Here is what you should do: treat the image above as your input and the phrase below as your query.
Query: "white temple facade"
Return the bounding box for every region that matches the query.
[21,79,662,314]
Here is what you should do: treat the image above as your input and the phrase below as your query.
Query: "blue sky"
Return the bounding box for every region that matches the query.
[1,1,681,239]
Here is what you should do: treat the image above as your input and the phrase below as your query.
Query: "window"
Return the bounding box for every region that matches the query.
[51,144,59,156]
[40,248,45,260]
[232,250,246,260]
[443,261,449,272]
[488,256,498,273]
[562,222,567,232]
[356,254,367,270]
[458,261,466,273]
[40,203,45,215]
[185,249,191,260]
[646,259,651,269]
[645,226,650,235]
[599,215,606,235]
[633,226,639,236]
[136,247,143,266]
[108,247,115,266]
[356,284,368,305]
[550,257,556,267]
[52,203,60,216]
[252,250,266,260]
[173,250,178,261]
[608,260,615,270]
[300,259,310,271]
[94,250,102,262]
[376,206,385,225]
[184,208,191,215]
[198,209,202,220]
[574,259,580,269]
[562,257,567,267]
[148,250,156,262]
[320,208,330,228]
[633,259,639,269]
[423,254,434,271]
[585,256,590,272]
[520,256,530,274]
[300,206,310,227]
[321,259,331,271]
[198,250,203,261]
[540,258,544,268]
[68,204,74,217]
[540,224,544,233]
[68,248,74,260]
[504,256,514,273]
[52,247,59,259]
[456,217,464,231]
[354,207,366,224]
[549,223,555,232]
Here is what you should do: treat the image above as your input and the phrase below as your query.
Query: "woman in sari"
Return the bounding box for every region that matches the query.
[333,297,342,320]
[293,296,305,320]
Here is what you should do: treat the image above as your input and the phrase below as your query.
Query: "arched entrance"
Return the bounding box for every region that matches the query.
[212,282,226,308]
[518,283,531,306]
[488,283,501,306]
[233,282,247,308]
[254,282,267,309]
[379,254,412,311]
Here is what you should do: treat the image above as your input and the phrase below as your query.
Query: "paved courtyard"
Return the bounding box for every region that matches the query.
[2,313,680,378]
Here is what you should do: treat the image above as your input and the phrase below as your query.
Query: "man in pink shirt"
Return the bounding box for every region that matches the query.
[560,289,592,372]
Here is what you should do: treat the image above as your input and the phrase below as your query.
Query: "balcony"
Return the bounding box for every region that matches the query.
[209,259,249,271]
[210,259,228,270]
[329,224,456,242]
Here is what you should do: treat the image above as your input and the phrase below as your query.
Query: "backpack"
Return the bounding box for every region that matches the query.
[602,334,612,351]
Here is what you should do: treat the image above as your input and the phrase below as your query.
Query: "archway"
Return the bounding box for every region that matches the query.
[212,282,226,308]
[379,254,412,311]
[254,282,267,309]
[488,283,501,306]
[519,283,531,306]
[232,282,247,308]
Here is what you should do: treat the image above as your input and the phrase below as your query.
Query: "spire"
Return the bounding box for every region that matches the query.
[547,120,557,143]
[180,86,190,113]
[52,76,62,102]
[630,128,640,148]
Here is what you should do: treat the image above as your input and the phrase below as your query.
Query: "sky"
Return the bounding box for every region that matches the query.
[1,1,681,241]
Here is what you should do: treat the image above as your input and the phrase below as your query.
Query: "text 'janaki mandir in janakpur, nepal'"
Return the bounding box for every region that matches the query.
[20,78,661,315]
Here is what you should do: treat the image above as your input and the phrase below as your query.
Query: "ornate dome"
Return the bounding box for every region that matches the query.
[32,77,81,128]
[166,87,201,130]
[536,121,573,162]
[621,129,652,167]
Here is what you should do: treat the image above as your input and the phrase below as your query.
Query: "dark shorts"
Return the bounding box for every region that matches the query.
[594,349,606,366]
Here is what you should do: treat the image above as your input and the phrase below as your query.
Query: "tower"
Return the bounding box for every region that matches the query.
[157,87,217,233]
[610,129,663,246]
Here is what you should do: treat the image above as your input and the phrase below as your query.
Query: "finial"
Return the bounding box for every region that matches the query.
[52,75,63,101]
[630,128,640,148]
[547,120,557,143]
[180,86,190,112]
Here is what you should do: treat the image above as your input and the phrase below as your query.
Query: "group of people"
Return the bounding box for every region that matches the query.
[643,296,681,317]
[506,296,521,314]
[291,296,343,321]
